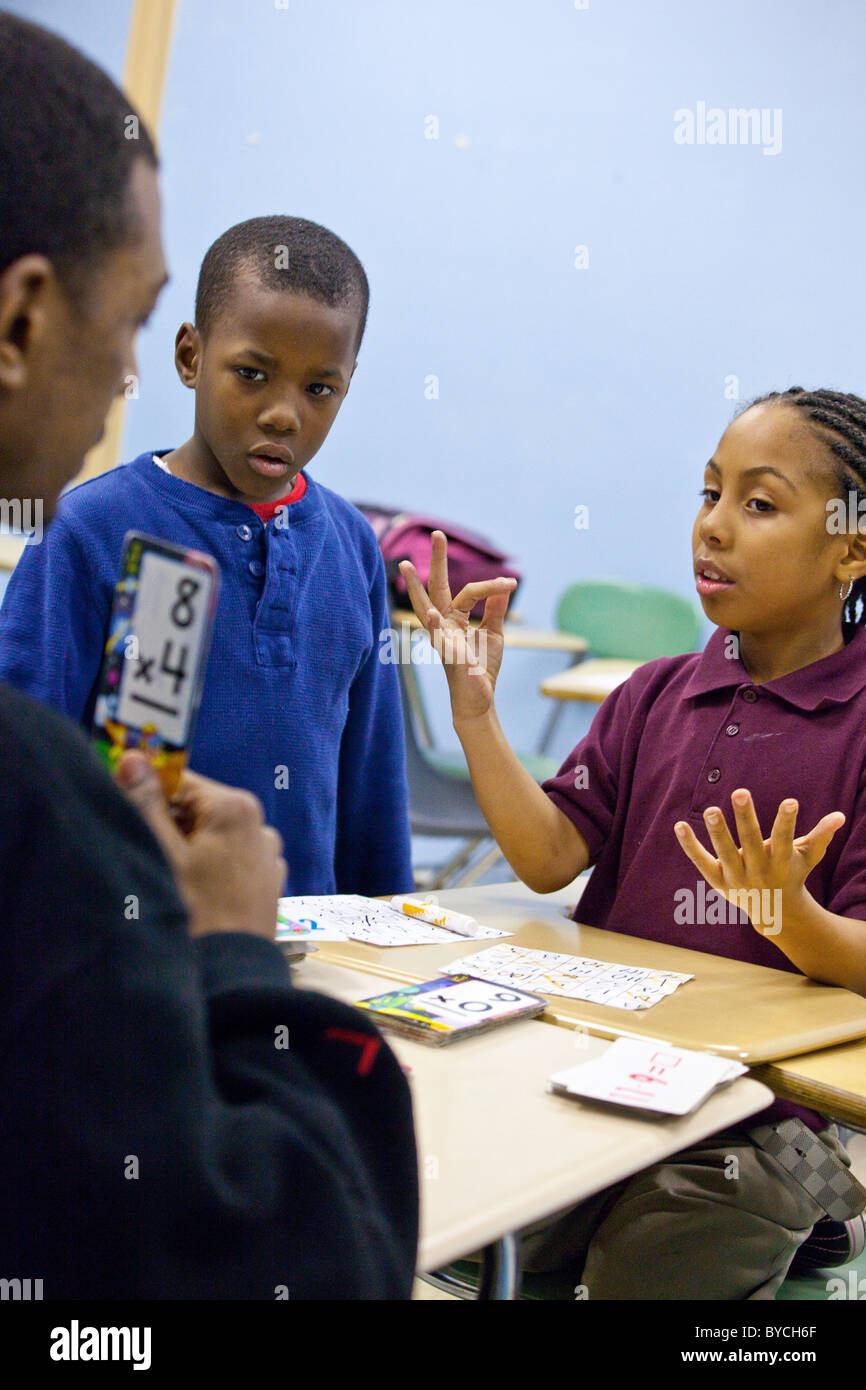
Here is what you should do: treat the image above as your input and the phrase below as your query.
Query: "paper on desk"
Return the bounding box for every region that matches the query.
[276,908,348,943]
[550,1039,746,1115]
[441,944,693,1009]
[276,895,509,947]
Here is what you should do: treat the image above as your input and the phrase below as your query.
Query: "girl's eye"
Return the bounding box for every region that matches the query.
[307,383,335,398]
[236,367,266,382]
[698,488,774,513]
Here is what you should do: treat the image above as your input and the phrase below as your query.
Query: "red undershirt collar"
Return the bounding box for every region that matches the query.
[247,471,307,521]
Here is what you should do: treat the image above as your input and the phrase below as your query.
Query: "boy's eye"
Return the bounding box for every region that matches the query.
[236,366,266,382]
[307,382,336,398]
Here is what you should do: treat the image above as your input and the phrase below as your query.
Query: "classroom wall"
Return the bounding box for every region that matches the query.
[8,0,866,764]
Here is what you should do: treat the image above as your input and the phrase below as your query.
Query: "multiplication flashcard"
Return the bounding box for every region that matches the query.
[92,532,220,796]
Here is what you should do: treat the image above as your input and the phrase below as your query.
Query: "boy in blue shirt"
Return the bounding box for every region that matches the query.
[0,216,413,897]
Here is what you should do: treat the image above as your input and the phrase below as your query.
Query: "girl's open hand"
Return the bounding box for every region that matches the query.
[674,789,845,935]
[398,531,517,722]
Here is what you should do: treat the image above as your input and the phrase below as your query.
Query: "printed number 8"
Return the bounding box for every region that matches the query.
[171,577,201,628]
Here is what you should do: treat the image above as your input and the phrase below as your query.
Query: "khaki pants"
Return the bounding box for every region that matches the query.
[519,1126,852,1300]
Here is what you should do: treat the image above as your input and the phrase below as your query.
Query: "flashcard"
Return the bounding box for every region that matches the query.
[355,974,546,1043]
[550,1039,746,1114]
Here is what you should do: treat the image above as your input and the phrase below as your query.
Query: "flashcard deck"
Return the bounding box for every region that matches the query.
[550,1039,746,1115]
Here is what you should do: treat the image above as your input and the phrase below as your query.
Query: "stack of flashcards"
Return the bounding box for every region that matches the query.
[549,1039,747,1116]
[354,975,547,1045]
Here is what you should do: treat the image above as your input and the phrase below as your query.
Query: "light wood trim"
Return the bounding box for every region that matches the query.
[70,0,177,491]
[0,534,26,573]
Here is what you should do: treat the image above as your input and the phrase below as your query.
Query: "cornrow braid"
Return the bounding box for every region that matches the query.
[742,387,866,625]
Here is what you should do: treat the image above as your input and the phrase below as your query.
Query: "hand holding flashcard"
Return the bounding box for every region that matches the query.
[92,532,220,798]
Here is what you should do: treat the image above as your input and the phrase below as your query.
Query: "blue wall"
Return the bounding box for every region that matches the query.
[8,0,866,763]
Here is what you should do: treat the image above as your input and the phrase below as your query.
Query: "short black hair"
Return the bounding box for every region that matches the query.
[0,12,157,304]
[194,216,369,351]
[742,387,866,624]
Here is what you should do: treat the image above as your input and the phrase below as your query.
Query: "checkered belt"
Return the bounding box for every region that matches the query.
[748,1118,866,1222]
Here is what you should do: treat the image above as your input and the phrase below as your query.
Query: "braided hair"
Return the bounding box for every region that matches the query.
[740,387,866,625]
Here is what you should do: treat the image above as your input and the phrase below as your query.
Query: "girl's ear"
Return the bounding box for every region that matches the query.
[174,322,201,388]
[838,532,866,589]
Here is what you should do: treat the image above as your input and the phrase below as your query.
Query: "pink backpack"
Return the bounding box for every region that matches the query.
[354,504,522,620]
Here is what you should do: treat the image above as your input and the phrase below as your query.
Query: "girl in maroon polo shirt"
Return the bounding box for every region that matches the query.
[399,386,866,1300]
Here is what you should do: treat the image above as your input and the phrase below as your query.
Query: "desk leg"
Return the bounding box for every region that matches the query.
[478,1235,520,1300]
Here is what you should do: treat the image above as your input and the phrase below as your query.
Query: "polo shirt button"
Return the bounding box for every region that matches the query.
[236,524,252,541]
[707,768,721,783]
[725,724,739,736]
[742,688,758,702]
[249,560,264,577]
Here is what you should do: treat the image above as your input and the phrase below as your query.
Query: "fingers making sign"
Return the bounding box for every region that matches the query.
[398,531,518,723]
[675,788,845,937]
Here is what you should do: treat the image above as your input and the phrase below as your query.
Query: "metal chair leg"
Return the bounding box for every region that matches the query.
[478,1237,521,1299]
[426,836,486,890]
[535,652,586,755]
[535,701,564,756]
[453,840,506,888]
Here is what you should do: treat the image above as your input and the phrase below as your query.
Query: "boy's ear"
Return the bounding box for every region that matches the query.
[0,255,54,392]
[174,322,202,388]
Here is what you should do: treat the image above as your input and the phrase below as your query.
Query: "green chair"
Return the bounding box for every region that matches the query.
[539,579,704,751]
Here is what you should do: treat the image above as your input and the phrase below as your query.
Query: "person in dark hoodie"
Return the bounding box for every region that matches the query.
[0,11,418,1300]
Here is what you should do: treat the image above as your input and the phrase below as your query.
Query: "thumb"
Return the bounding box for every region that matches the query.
[115,751,182,860]
[794,812,845,873]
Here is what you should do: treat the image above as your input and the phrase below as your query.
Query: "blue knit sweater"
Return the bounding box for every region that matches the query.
[0,453,413,896]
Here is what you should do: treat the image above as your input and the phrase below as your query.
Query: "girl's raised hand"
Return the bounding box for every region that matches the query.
[398,531,517,722]
[674,789,845,937]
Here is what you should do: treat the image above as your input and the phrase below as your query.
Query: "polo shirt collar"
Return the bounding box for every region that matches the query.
[683,623,866,710]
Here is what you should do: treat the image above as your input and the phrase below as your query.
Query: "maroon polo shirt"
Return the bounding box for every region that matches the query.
[544,622,866,1132]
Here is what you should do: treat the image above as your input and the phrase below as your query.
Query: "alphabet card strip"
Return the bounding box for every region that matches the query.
[441,944,693,1009]
[276,895,509,947]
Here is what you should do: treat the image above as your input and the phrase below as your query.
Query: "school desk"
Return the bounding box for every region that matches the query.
[293,955,773,1295]
[311,881,866,1067]
[540,657,644,703]
[751,1038,866,1133]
